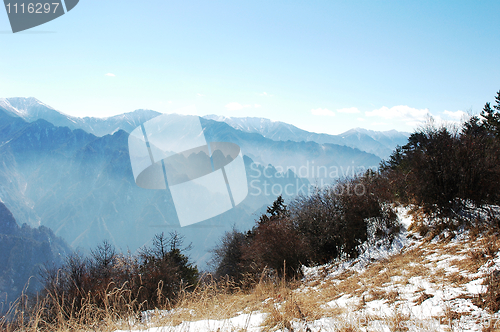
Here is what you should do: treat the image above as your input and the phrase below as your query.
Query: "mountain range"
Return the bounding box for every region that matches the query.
[0,97,161,137]
[0,97,409,274]
[0,103,311,269]
[0,98,409,159]
[204,115,410,159]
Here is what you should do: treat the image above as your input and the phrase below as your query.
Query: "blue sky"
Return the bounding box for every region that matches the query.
[1,0,499,134]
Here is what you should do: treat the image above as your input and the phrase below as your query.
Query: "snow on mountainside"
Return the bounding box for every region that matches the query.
[204,115,287,136]
[0,98,162,136]
[0,98,26,116]
[78,109,162,136]
[1,97,78,123]
[112,208,500,332]
[203,115,410,159]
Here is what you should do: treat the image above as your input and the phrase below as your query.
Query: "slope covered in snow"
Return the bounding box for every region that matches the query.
[111,209,500,332]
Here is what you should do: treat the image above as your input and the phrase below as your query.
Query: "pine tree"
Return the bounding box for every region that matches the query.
[480,90,500,136]
[495,90,500,111]
[259,195,288,224]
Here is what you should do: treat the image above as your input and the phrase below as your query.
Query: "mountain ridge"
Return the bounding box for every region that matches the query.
[203,114,409,159]
[0,97,162,137]
[1,98,408,159]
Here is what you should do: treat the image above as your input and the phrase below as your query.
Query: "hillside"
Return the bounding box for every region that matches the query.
[3,90,500,331]
[2,91,499,331]
[0,106,308,265]
[4,208,493,331]
[105,209,500,331]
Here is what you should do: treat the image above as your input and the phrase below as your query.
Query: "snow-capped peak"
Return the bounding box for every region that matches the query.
[0,98,26,116]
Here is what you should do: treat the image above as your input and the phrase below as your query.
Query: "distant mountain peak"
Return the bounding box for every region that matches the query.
[345,127,409,136]
[0,97,163,137]
[4,97,55,114]
[7,96,51,107]
[0,98,25,116]
[0,97,76,121]
[132,108,158,114]
[203,114,227,121]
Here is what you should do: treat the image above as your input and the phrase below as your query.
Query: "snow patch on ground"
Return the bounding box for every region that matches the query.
[113,208,500,332]
[303,206,416,282]
[115,312,267,332]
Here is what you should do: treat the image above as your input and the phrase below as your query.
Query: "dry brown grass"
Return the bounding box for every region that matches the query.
[0,269,325,331]
[414,292,433,305]
[385,290,400,304]
[261,293,320,331]
[336,323,362,331]
[0,282,146,332]
[367,288,386,302]
[442,303,464,326]
[308,244,428,311]
[466,234,500,268]
[199,231,500,330]
[3,227,500,331]
[387,309,412,332]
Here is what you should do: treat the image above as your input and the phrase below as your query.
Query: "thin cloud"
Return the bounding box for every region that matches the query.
[254,104,262,108]
[225,102,251,111]
[197,93,205,97]
[337,107,360,114]
[366,105,430,125]
[443,110,466,120]
[311,108,335,116]
[105,73,116,77]
[259,92,268,96]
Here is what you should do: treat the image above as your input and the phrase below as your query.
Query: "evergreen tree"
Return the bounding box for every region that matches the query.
[259,195,288,224]
[480,90,500,136]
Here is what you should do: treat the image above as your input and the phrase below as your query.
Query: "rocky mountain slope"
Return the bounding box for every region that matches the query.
[0,201,71,310]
